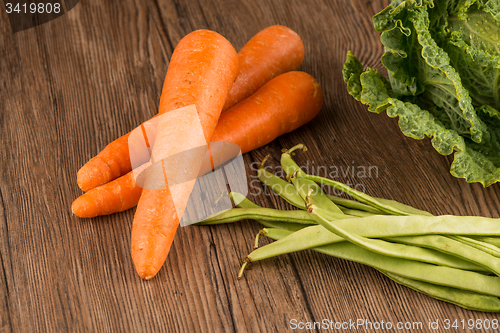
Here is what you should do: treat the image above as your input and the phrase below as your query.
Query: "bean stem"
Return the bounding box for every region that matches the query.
[281,146,344,215]
[258,155,306,209]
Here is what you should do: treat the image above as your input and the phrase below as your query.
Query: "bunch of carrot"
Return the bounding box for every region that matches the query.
[72,26,324,280]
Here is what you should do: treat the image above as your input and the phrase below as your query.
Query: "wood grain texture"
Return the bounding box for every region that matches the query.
[1,0,500,332]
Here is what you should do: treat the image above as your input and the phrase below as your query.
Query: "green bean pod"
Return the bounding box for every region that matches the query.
[339,208,378,217]
[230,192,260,209]
[328,191,433,216]
[280,144,344,215]
[229,192,307,231]
[372,197,433,216]
[257,156,306,209]
[381,272,500,312]
[255,221,306,232]
[327,195,385,214]
[296,173,410,216]
[196,207,318,225]
[248,225,484,271]
[471,237,500,248]
[257,228,500,298]
[449,236,500,259]
[254,228,500,311]
[386,235,500,276]
[311,204,487,272]
[200,207,500,236]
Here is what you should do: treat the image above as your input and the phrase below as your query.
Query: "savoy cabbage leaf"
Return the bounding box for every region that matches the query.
[344,0,500,186]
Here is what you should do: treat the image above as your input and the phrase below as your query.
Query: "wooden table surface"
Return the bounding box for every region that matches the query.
[2,0,500,332]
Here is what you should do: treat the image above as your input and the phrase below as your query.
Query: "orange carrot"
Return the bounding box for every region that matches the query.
[131,30,238,280]
[72,171,142,218]
[72,71,323,218]
[222,25,304,111]
[213,71,322,152]
[76,135,132,192]
[76,25,304,192]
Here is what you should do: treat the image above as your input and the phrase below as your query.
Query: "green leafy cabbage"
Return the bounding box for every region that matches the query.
[344,0,500,186]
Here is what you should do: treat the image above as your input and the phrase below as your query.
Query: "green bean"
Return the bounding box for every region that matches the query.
[328,194,433,216]
[280,144,344,215]
[255,231,499,311]
[247,228,499,310]
[256,221,306,232]
[251,228,500,297]
[262,227,295,240]
[230,192,260,209]
[256,159,374,219]
[386,235,500,276]
[196,207,318,225]
[229,192,307,231]
[243,211,495,271]
[339,208,377,217]
[327,195,385,214]
[257,155,306,209]
[199,207,500,236]
[248,225,484,271]
[195,192,344,227]
[314,243,500,297]
[296,173,410,216]
[372,197,433,216]
[235,195,351,225]
[197,192,347,225]
[471,236,500,248]
[257,158,384,219]
[307,202,489,272]
[449,236,500,258]
[381,272,500,312]
[246,226,327,260]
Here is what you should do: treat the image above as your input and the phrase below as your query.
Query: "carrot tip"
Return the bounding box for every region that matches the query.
[134,257,163,280]
[71,196,97,218]
[137,268,159,280]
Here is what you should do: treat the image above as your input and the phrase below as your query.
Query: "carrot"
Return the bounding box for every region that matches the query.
[131,30,238,280]
[76,25,304,192]
[222,25,304,111]
[72,170,142,218]
[72,71,323,218]
[76,135,132,192]
[213,71,322,153]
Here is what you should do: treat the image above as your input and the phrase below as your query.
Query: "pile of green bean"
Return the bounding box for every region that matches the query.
[195,144,500,312]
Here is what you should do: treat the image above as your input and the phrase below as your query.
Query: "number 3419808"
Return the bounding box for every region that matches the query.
[6,2,61,14]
